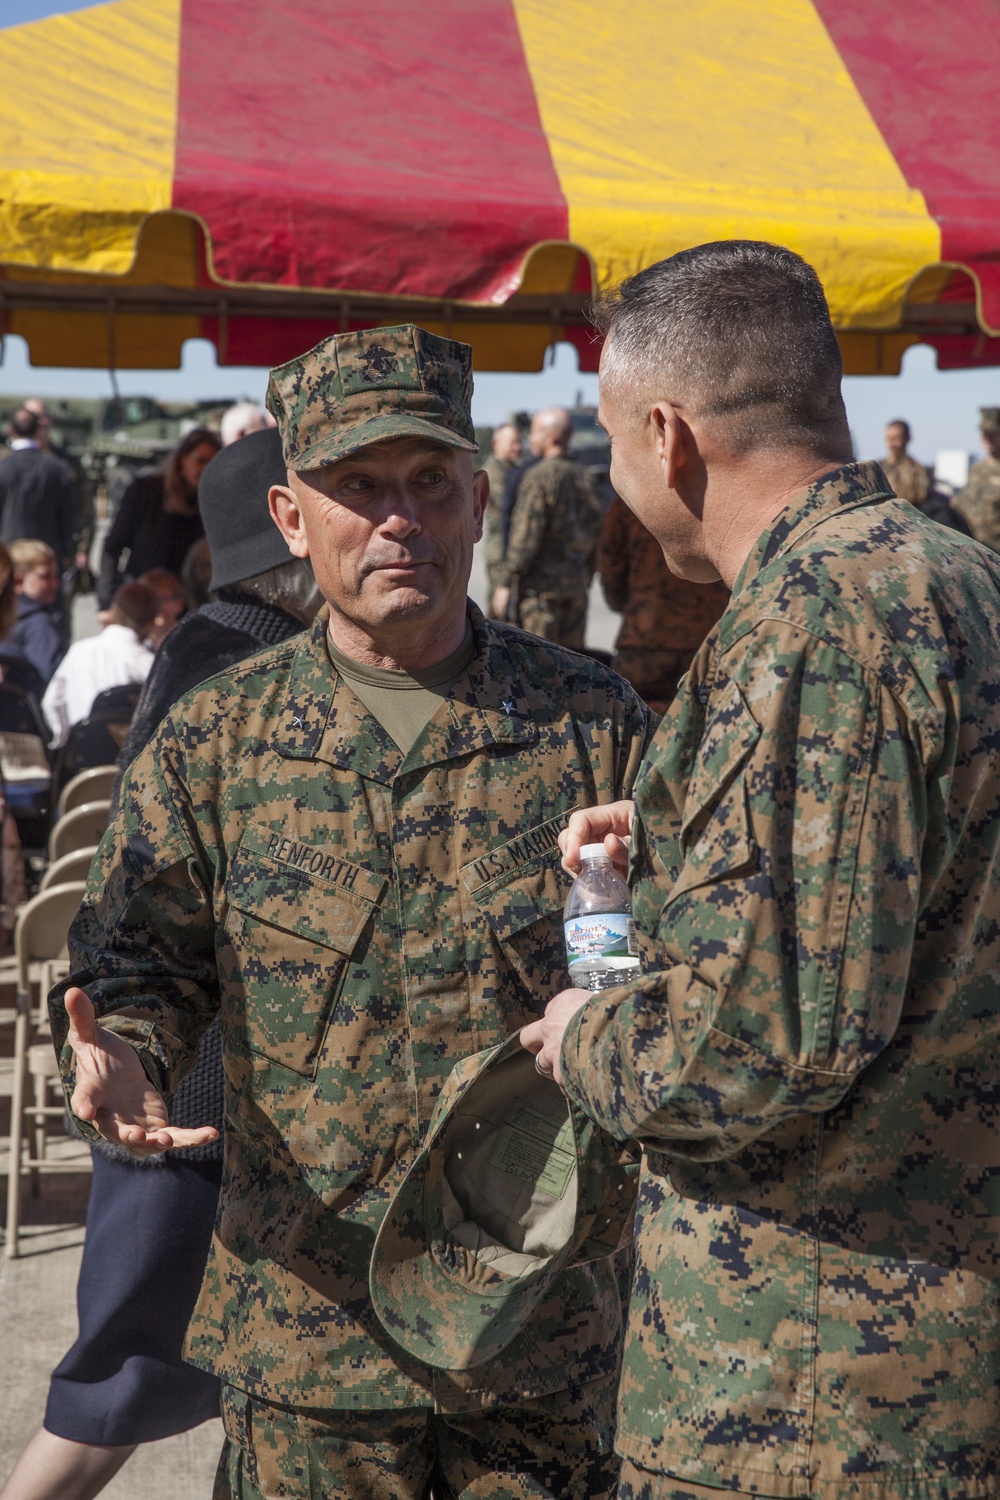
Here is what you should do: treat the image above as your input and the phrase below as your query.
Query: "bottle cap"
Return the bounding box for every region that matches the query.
[580,843,611,861]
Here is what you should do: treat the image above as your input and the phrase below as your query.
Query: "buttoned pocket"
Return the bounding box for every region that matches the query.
[667,679,762,904]
[461,815,574,1012]
[223,829,386,1076]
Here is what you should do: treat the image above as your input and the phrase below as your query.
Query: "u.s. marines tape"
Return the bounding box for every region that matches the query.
[370,1032,638,1371]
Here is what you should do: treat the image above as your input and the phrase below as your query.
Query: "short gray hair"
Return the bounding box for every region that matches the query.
[238,556,322,623]
[595,241,849,457]
[220,401,270,447]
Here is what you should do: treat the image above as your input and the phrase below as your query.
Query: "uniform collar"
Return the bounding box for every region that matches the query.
[275,602,537,780]
[730,461,894,601]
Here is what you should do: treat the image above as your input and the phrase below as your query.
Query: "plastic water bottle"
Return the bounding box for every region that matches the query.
[563,843,641,992]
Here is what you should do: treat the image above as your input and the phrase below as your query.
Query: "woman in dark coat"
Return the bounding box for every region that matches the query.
[96,428,220,610]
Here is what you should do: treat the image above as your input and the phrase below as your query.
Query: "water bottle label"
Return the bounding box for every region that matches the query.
[564,912,638,967]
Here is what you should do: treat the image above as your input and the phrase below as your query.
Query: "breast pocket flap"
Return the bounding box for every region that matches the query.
[460,817,572,938]
[228,832,385,955]
[224,838,386,1076]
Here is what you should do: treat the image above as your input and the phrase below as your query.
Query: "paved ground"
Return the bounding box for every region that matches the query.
[0,1022,223,1495]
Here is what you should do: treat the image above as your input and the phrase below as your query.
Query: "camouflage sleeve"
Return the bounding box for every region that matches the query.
[483,501,504,575]
[953,470,981,526]
[615,682,658,796]
[580,470,602,584]
[953,469,1000,552]
[597,500,630,613]
[49,719,221,1109]
[560,622,925,1158]
[503,466,554,586]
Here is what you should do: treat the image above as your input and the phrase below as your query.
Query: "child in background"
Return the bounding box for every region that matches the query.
[5,538,66,685]
[137,568,186,651]
[42,582,157,747]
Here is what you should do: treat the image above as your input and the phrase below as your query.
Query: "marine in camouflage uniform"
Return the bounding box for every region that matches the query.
[559,461,1000,1496]
[481,422,521,607]
[597,496,729,713]
[878,453,929,505]
[954,406,1000,551]
[51,326,653,1500]
[497,409,603,648]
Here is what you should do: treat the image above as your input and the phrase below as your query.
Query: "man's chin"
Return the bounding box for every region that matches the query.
[363,578,441,617]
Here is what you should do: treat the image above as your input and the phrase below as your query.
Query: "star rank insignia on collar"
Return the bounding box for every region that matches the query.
[501,700,515,716]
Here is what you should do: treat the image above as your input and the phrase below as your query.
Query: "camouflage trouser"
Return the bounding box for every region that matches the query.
[516,590,588,650]
[611,647,698,717]
[215,1374,619,1500]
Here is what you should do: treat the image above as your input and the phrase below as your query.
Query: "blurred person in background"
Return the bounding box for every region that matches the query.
[180,536,214,611]
[0,406,78,570]
[876,421,970,534]
[879,419,929,504]
[955,406,1000,550]
[97,428,221,610]
[0,540,28,953]
[2,539,66,686]
[493,406,603,647]
[481,420,522,612]
[219,400,273,446]
[21,398,93,573]
[42,582,157,747]
[598,496,729,715]
[136,568,186,651]
[0,430,318,1500]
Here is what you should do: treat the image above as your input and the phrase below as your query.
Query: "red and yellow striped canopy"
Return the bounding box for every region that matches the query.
[1,0,998,373]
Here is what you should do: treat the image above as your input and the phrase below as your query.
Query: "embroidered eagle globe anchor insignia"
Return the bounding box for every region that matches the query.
[360,346,400,384]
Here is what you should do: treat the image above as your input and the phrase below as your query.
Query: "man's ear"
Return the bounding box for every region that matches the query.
[650,402,685,490]
[471,469,488,543]
[269,482,309,558]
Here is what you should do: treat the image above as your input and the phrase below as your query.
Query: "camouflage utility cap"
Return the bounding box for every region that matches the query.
[370,1033,637,1372]
[266,324,478,471]
[980,406,1000,435]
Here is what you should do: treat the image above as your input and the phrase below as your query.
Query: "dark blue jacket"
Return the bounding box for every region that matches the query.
[8,593,66,684]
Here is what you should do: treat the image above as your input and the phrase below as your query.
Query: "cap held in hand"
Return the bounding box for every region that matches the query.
[370,1032,637,1372]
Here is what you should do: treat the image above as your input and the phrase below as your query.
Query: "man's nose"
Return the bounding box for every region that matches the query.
[379,490,421,533]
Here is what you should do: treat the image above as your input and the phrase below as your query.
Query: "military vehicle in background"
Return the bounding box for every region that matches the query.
[0,393,235,521]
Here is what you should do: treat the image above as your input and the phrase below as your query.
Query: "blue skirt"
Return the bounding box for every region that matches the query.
[44,1150,223,1446]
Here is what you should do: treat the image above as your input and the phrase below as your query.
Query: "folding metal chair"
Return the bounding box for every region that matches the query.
[5,880,89,1258]
[39,845,100,894]
[57,765,118,819]
[48,800,110,863]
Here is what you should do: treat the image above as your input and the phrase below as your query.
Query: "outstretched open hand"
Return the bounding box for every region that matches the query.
[65,987,219,1157]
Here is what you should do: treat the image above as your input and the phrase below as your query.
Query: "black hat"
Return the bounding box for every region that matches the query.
[198,427,293,591]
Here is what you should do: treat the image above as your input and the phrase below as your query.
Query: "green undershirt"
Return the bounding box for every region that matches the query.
[327,626,475,756]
